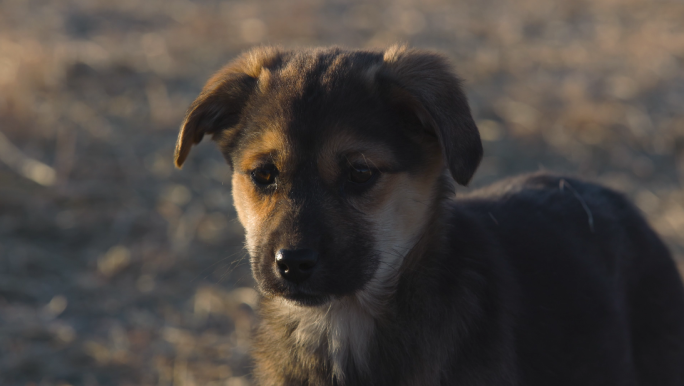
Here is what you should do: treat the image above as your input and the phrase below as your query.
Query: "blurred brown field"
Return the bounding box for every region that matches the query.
[1,0,683,385]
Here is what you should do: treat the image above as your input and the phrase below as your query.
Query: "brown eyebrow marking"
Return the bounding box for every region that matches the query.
[238,129,289,172]
[318,129,397,184]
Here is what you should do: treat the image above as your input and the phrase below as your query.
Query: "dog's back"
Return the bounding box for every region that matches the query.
[458,173,684,385]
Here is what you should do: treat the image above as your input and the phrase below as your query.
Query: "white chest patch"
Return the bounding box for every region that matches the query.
[276,296,376,383]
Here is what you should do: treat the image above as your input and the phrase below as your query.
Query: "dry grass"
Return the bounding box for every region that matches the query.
[1,0,683,385]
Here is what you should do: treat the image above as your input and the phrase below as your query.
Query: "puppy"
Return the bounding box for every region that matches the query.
[174,46,684,386]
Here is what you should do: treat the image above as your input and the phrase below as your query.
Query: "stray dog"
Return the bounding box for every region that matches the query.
[174,46,684,385]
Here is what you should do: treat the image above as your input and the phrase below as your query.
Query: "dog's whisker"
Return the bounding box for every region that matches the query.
[216,253,251,283]
[189,249,248,284]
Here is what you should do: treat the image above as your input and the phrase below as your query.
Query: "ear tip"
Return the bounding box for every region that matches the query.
[174,146,188,169]
[451,147,483,186]
[454,174,474,186]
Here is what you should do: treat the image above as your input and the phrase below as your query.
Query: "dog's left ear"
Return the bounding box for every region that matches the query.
[175,47,283,168]
[174,72,257,168]
[379,45,483,186]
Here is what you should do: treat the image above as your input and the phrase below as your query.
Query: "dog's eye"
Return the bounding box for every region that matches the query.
[252,165,277,186]
[348,165,373,184]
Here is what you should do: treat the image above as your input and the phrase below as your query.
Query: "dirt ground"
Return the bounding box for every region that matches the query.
[1,0,683,385]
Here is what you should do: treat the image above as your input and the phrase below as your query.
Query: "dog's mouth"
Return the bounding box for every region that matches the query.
[260,272,334,306]
[264,284,332,306]
[279,291,331,307]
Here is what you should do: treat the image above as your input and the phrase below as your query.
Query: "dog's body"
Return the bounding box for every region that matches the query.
[175,46,684,385]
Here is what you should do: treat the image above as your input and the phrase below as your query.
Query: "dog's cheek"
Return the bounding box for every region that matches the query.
[231,174,250,229]
[372,149,445,248]
[372,175,428,249]
[231,173,276,255]
[364,170,441,283]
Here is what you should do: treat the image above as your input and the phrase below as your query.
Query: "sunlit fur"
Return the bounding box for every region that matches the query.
[175,46,684,386]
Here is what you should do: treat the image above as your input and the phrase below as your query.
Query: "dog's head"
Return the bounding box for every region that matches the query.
[175,46,481,307]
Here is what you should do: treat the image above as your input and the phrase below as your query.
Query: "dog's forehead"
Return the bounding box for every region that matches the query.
[238,52,413,167]
[268,48,382,94]
[263,53,381,129]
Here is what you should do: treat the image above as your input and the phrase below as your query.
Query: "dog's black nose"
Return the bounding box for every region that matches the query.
[275,249,318,283]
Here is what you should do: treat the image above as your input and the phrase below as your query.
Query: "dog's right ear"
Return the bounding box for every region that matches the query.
[174,47,282,168]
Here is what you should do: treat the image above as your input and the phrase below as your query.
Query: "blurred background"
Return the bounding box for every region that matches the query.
[1,0,683,385]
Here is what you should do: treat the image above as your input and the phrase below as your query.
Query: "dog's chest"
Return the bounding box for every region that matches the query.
[278,298,376,383]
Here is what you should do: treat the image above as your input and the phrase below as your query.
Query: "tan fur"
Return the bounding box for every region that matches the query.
[232,173,278,255]
[232,129,290,254]
[257,67,272,93]
[234,46,282,79]
[355,155,444,312]
[236,129,288,173]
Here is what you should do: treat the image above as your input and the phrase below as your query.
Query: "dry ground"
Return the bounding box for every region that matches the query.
[1,0,683,385]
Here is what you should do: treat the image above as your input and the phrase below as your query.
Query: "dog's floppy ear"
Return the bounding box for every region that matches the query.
[380,45,483,186]
[174,47,281,168]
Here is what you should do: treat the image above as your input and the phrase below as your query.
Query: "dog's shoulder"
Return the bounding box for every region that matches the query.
[456,172,637,227]
[459,172,621,205]
[451,171,670,285]
[451,172,660,276]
